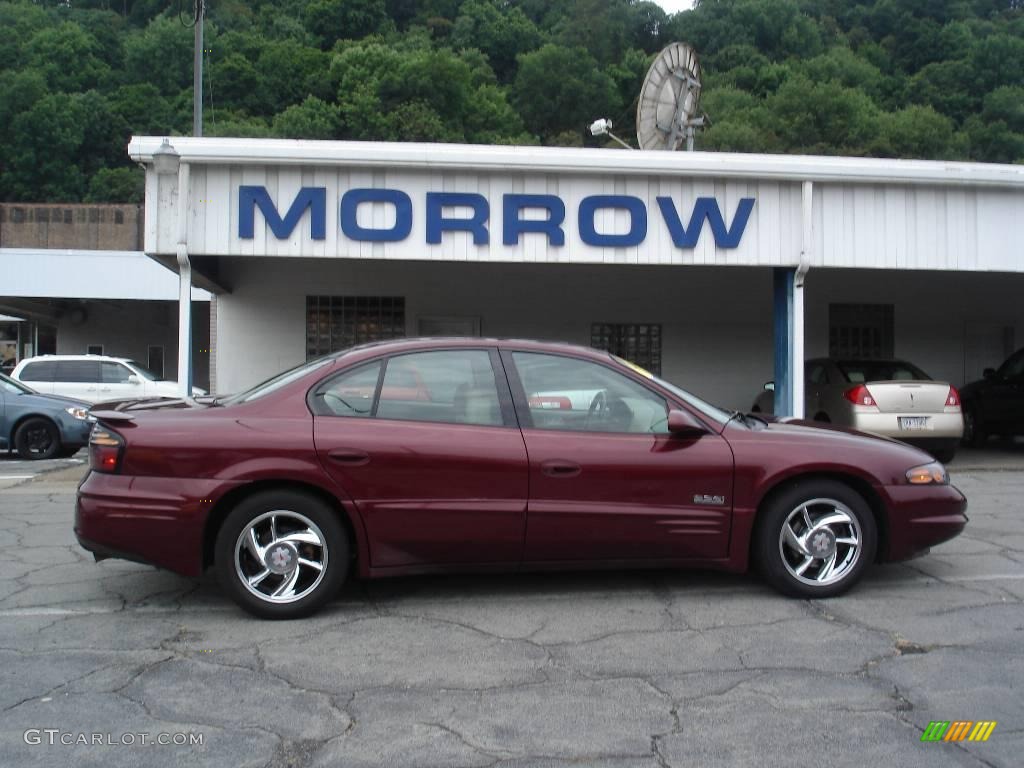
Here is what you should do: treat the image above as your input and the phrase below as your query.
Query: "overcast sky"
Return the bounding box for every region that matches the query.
[654,0,695,14]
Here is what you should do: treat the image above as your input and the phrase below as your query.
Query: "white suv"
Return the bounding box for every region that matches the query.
[11,355,205,404]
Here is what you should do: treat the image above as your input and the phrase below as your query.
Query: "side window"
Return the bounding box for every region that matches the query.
[512,352,669,434]
[54,361,101,383]
[807,364,828,386]
[19,361,53,382]
[377,350,503,426]
[101,362,132,384]
[314,361,382,418]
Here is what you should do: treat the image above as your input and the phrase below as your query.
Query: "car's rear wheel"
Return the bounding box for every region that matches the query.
[754,479,877,598]
[215,490,348,619]
[13,417,60,460]
[932,447,956,464]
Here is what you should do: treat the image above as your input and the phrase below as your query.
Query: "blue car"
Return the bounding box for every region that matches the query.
[1,373,93,459]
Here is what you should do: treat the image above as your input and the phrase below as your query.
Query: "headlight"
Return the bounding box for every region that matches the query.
[65,407,90,421]
[906,462,948,485]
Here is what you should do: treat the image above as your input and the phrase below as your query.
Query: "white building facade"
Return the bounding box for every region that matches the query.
[129,137,1024,412]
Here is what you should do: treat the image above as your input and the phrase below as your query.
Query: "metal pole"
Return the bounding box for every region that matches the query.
[193,0,204,137]
[176,162,194,399]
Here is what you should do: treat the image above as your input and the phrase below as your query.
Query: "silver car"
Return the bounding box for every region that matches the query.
[752,358,963,463]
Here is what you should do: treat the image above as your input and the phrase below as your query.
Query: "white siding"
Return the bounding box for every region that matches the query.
[131,137,1024,274]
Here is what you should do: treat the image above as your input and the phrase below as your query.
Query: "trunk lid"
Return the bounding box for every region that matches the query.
[864,381,951,413]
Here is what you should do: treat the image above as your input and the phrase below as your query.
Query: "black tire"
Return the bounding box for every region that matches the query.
[215,490,349,619]
[13,417,60,460]
[813,412,831,423]
[753,479,877,598]
[932,447,956,464]
[962,404,986,448]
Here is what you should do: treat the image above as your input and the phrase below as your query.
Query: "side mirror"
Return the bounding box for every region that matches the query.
[127,375,141,385]
[983,368,996,380]
[667,409,706,436]
[763,381,775,392]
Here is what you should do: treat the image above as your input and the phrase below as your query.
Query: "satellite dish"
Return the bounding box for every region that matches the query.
[636,43,707,151]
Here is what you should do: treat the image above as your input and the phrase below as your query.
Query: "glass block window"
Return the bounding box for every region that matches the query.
[590,323,662,375]
[306,296,405,359]
[828,304,894,360]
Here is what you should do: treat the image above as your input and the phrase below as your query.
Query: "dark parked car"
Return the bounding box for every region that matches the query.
[76,339,967,619]
[960,347,1024,447]
[1,373,93,459]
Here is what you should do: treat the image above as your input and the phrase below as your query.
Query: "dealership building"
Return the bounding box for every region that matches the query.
[129,136,1024,415]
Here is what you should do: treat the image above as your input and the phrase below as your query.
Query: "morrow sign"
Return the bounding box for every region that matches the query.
[238,186,756,249]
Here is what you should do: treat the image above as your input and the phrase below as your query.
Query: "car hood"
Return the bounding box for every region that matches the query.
[12,392,91,410]
[729,415,937,477]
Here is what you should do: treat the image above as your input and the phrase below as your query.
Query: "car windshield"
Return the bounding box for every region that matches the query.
[221,357,335,405]
[124,361,162,381]
[0,373,35,395]
[611,356,731,426]
[836,360,930,383]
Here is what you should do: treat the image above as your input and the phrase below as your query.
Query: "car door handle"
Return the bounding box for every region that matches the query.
[541,460,581,478]
[327,449,370,466]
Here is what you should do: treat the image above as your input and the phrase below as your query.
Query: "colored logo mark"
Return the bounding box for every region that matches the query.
[921,721,997,742]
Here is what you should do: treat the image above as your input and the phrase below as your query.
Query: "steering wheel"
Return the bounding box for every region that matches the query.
[586,390,608,428]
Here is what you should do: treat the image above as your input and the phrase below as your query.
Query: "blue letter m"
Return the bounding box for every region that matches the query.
[239,186,326,240]
[657,196,754,249]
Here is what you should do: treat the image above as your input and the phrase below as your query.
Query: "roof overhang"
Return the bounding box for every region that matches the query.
[129,136,1024,190]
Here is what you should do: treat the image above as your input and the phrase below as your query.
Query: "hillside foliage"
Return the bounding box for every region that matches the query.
[1,0,1022,202]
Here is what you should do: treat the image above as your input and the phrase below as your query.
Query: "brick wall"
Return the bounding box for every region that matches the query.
[0,204,143,251]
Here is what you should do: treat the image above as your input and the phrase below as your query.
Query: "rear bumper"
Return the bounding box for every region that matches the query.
[851,410,963,439]
[75,471,233,577]
[881,482,968,561]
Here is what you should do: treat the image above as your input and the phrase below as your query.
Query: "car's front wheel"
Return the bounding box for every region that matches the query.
[215,490,349,619]
[754,480,877,598]
[14,417,60,460]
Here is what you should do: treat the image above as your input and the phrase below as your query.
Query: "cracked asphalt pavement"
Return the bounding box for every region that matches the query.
[1,461,1022,767]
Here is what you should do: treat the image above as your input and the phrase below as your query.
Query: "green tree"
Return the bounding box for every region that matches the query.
[272,96,343,139]
[511,44,621,142]
[124,14,195,93]
[26,22,111,92]
[85,167,145,203]
[305,0,392,48]
[450,0,543,82]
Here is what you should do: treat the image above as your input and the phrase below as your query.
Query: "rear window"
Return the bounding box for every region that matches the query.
[18,361,54,382]
[837,360,930,383]
[54,361,101,383]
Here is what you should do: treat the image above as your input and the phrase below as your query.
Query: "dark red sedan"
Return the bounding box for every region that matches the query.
[76,339,967,619]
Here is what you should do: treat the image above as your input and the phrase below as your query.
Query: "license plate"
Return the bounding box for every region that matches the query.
[899,416,929,431]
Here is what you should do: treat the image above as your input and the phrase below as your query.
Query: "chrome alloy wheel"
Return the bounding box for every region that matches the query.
[234,510,328,604]
[778,498,862,586]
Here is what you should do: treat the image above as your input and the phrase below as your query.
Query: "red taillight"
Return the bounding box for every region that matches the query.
[89,425,124,473]
[844,384,877,408]
[946,386,960,407]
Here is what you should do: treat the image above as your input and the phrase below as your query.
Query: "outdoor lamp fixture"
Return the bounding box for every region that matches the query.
[152,138,181,175]
[588,118,634,150]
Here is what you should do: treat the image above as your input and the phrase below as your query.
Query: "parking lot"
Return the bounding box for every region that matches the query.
[1,449,1022,768]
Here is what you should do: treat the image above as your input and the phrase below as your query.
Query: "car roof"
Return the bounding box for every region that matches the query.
[15,354,133,364]
[335,337,616,364]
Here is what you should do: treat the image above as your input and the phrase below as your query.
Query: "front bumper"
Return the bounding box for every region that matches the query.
[882,482,968,561]
[58,417,93,449]
[75,471,232,576]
